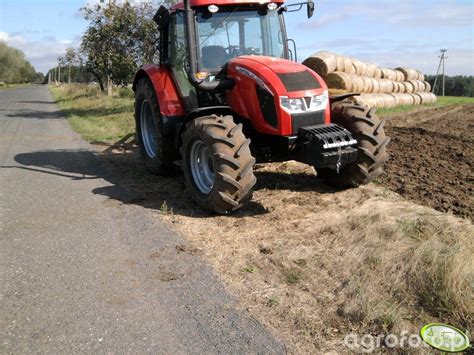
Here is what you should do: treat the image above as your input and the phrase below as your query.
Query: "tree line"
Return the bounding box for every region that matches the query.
[425,75,473,97]
[0,42,41,84]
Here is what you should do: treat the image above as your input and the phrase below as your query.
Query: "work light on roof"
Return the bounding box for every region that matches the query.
[267,2,278,10]
[208,4,219,13]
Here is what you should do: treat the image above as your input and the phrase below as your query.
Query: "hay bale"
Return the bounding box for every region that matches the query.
[394,70,405,82]
[382,68,398,81]
[403,81,415,93]
[397,81,406,93]
[352,58,367,76]
[374,67,383,79]
[354,75,366,93]
[344,57,356,74]
[370,78,380,93]
[381,93,397,108]
[366,64,377,78]
[409,93,422,105]
[361,76,373,93]
[415,92,437,104]
[408,80,425,92]
[394,93,414,105]
[302,51,338,77]
[379,79,394,93]
[422,81,432,92]
[326,72,352,91]
[416,70,425,81]
[397,67,418,81]
[388,93,400,106]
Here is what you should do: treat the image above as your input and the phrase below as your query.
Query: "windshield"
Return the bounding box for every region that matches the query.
[196,8,285,71]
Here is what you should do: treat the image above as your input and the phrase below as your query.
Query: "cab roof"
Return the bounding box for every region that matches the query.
[171,0,284,10]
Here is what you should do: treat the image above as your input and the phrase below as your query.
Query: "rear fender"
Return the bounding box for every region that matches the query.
[133,64,186,117]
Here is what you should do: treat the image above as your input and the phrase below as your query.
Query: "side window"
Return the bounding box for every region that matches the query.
[169,13,187,68]
[244,17,262,52]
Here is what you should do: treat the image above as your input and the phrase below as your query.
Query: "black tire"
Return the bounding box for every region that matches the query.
[317,101,390,187]
[180,115,256,214]
[135,78,175,175]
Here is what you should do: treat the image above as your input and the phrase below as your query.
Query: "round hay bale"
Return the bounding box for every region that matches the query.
[382,93,397,108]
[416,70,425,81]
[326,72,352,91]
[382,68,397,81]
[397,81,405,93]
[366,64,377,78]
[422,81,432,92]
[378,79,393,93]
[302,51,338,77]
[370,78,380,93]
[374,67,383,79]
[416,92,437,104]
[394,70,405,82]
[355,76,366,93]
[407,80,423,92]
[396,93,414,105]
[336,55,345,72]
[375,94,386,108]
[361,76,373,93]
[403,81,415,93]
[343,57,356,74]
[409,93,422,105]
[396,67,418,81]
[388,93,400,106]
[352,58,367,76]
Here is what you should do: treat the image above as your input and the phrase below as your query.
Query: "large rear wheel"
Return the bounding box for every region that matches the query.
[135,78,175,175]
[181,115,256,214]
[317,101,390,187]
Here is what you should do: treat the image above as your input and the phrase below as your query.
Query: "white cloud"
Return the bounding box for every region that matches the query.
[0,31,80,74]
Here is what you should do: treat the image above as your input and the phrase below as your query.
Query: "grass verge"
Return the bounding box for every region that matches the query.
[49,84,135,143]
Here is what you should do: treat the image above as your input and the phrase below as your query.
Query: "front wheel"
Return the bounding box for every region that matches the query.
[180,115,256,214]
[317,101,390,187]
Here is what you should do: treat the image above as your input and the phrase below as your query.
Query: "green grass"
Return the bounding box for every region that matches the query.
[49,84,135,144]
[0,83,32,90]
[377,96,474,116]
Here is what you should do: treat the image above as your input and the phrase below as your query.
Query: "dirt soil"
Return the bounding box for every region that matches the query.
[380,104,473,220]
[92,104,473,353]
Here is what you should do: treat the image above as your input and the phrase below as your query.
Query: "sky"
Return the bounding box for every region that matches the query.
[1,0,473,75]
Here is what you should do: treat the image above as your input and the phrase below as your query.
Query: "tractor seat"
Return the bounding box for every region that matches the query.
[201,45,228,70]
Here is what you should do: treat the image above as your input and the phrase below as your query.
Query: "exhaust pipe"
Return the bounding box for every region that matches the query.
[183,0,234,91]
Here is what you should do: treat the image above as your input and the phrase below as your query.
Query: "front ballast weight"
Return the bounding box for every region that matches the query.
[297,123,358,172]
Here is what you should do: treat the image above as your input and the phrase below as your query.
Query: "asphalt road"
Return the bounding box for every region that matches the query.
[0,86,285,353]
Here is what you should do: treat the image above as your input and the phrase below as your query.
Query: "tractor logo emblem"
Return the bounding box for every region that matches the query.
[235,66,273,95]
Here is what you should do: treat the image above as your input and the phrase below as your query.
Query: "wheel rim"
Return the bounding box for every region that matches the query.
[190,139,214,195]
[140,100,157,158]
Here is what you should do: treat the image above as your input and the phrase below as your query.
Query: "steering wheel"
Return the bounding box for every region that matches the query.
[226,45,244,57]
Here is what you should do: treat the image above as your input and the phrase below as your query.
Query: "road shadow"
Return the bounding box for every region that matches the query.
[8,141,333,218]
[2,108,64,119]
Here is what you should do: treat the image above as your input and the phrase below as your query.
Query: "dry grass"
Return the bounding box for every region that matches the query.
[153,161,473,353]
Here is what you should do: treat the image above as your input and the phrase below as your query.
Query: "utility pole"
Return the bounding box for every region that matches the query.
[432,49,447,96]
[58,62,61,84]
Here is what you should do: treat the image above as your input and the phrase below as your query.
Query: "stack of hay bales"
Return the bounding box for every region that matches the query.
[303,51,437,108]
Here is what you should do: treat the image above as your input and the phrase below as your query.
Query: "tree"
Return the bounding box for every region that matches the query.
[80,0,161,94]
[0,42,37,83]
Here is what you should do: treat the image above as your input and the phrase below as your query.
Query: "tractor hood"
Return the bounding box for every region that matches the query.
[227,55,327,97]
[226,55,330,136]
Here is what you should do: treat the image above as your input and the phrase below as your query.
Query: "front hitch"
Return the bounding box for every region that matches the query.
[296,123,358,172]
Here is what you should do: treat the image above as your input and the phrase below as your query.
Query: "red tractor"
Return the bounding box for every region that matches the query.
[133,0,389,214]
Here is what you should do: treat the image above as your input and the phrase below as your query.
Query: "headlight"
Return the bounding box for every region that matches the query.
[280,91,328,113]
[280,97,304,112]
[309,91,329,111]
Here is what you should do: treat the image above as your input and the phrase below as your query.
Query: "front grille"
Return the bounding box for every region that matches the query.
[256,85,278,128]
[291,110,325,135]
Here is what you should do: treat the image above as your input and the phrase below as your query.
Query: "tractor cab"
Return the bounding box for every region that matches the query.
[154,0,314,111]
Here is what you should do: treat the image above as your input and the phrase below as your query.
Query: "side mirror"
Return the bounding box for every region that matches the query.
[153,6,170,30]
[307,1,314,18]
